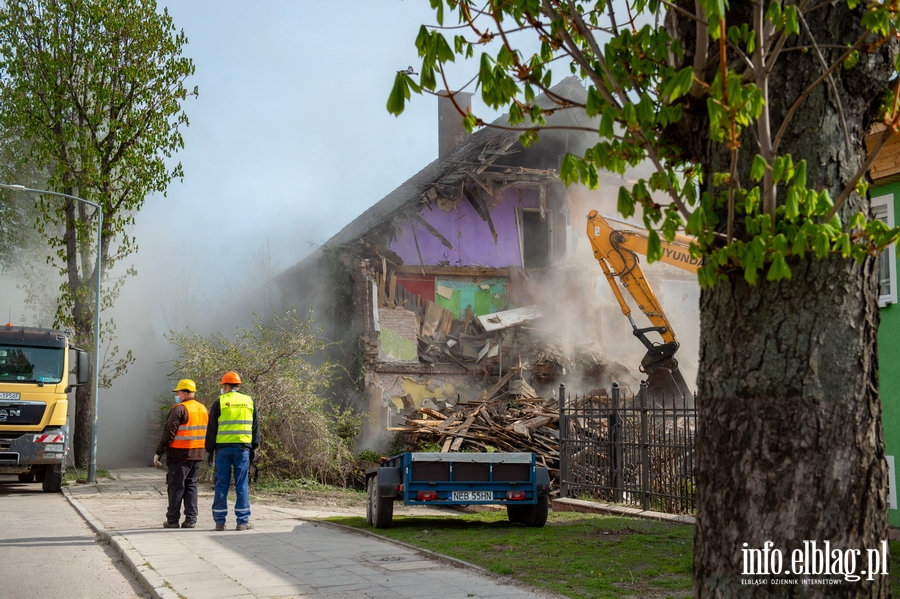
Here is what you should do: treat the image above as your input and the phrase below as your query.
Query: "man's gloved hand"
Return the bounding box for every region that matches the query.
[205,452,214,467]
[153,454,162,469]
[249,448,257,464]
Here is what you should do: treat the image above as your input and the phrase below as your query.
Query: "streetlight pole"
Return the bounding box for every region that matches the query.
[0,183,103,483]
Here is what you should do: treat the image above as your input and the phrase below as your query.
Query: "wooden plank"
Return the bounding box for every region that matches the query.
[394,265,510,278]
[419,407,446,420]
[462,305,473,335]
[387,273,397,308]
[484,368,516,399]
[448,406,481,452]
[378,260,387,307]
[412,212,455,250]
[421,302,443,337]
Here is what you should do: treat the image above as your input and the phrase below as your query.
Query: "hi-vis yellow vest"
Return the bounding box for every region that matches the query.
[215,392,254,444]
[170,399,209,449]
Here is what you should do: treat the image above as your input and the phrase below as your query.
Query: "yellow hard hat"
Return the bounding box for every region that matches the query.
[172,379,197,393]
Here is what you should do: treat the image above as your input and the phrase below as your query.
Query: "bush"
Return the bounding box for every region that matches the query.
[167,309,359,484]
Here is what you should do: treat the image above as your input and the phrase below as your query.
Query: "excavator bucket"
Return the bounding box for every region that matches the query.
[645,367,693,409]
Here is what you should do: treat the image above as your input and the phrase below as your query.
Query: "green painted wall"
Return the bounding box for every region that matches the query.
[434,278,507,318]
[874,181,900,526]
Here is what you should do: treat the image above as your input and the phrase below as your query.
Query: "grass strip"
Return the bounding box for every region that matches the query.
[325,510,693,599]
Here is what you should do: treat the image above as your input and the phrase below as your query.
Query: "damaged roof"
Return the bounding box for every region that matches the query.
[277,77,592,281]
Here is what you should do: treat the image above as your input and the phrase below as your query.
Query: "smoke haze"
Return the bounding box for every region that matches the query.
[0,1,699,467]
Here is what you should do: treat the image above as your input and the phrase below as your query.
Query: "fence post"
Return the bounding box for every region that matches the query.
[611,382,623,503]
[640,379,650,511]
[558,383,567,499]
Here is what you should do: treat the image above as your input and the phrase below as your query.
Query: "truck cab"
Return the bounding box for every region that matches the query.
[0,325,90,492]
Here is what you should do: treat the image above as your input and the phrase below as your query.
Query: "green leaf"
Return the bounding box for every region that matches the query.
[784,188,800,221]
[750,155,767,181]
[767,252,792,281]
[622,103,638,127]
[783,5,799,36]
[599,105,615,138]
[646,229,662,262]
[793,160,806,189]
[772,156,785,182]
[387,74,411,115]
[668,67,694,101]
[836,233,851,258]
[617,186,635,218]
[560,153,580,186]
[814,231,831,259]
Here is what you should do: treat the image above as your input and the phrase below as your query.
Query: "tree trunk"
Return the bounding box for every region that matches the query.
[691,0,895,595]
[73,382,92,469]
[694,256,887,596]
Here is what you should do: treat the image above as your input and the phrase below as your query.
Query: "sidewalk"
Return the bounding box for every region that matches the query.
[64,468,560,599]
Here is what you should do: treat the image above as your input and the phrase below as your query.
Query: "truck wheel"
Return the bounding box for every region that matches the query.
[365,476,375,526]
[368,473,393,528]
[507,505,526,524]
[41,465,63,493]
[17,472,35,483]
[523,496,549,528]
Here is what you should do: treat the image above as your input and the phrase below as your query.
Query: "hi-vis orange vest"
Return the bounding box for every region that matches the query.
[170,399,209,449]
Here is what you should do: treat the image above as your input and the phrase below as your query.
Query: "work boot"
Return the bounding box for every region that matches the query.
[214,523,225,531]
[235,523,253,531]
[163,521,179,529]
[181,521,196,529]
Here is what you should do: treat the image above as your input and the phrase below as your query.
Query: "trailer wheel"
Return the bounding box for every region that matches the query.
[368,473,394,528]
[17,472,35,483]
[507,505,526,524]
[42,465,63,493]
[523,496,548,528]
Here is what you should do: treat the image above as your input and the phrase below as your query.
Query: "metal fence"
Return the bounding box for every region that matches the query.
[558,381,697,515]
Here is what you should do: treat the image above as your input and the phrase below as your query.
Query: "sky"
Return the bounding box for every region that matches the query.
[131,1,508,293]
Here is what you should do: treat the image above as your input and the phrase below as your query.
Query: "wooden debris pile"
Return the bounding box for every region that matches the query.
[388,367,561,493]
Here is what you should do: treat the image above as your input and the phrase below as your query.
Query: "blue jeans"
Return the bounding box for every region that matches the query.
[212,446,250,525]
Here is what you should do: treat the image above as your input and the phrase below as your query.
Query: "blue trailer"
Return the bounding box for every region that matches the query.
[365,451,551,528]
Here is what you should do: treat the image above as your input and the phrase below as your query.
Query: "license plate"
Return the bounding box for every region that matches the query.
[0,392,20,400]
[451,490,493,502]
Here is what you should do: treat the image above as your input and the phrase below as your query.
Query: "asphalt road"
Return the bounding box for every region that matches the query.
[0,475,149,599]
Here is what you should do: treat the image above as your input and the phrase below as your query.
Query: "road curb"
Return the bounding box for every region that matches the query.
[63,488,180,599]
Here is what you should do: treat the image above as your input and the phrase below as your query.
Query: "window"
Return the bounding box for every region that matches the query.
[888,455,897,510]
[872,194,897,307]
[519,208,550,268]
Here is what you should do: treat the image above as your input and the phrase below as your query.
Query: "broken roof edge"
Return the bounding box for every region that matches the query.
[276,77,592,281]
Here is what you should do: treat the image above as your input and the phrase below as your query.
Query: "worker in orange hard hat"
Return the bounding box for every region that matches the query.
[154,378,208,529]
[205,371,259,531]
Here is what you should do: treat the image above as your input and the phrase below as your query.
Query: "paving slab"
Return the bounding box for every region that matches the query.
[65,468,563,599]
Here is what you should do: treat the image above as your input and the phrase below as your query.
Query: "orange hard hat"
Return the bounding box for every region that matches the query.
[220,371,242,385]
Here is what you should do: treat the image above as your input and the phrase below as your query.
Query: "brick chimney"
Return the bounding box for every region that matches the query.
[438,90,473,158]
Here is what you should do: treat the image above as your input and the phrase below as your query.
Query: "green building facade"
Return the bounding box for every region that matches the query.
[872,181,900,526]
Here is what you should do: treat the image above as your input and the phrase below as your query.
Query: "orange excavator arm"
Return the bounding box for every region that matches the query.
[586,210,699,397]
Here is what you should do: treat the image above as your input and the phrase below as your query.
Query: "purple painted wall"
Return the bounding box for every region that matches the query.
[390,188,541,267]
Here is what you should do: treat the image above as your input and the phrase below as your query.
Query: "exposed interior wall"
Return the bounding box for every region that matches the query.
[390,187,542,268]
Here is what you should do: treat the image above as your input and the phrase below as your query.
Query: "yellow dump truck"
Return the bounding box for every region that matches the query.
[0,325,90,492]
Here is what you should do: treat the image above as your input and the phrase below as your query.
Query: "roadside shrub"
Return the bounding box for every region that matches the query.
[167,309,358,484]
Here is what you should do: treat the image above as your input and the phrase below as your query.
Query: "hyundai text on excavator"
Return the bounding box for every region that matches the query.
[586,210,699,404]
[0,325,90,491]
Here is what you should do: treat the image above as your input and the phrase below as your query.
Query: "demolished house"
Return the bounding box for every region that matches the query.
[275,78,700,479]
